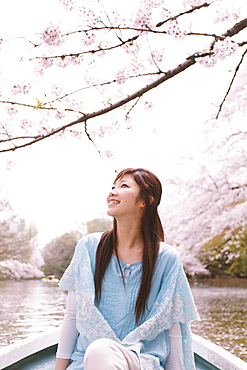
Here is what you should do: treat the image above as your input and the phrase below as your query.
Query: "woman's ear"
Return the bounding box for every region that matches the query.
[149,195,154,205]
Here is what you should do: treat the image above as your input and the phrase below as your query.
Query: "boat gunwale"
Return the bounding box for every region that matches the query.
[0,329,246,369]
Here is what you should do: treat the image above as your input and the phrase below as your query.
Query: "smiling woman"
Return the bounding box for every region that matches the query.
[54,168,200,370]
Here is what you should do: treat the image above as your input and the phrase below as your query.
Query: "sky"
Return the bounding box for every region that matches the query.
[0,0,245,247]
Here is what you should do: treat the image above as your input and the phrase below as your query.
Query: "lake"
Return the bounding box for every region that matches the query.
[0,280,246,362]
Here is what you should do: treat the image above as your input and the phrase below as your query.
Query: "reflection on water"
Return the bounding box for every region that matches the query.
[0,280,246,363]
[191,284,247,362]
[0,280,67,346]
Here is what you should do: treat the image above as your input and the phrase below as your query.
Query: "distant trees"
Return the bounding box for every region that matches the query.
[86,217,112,234]
[0,197,42,279]
[0,198,37,262]
[42,232,79,278]
[201,226,247,278]
[161,115,247,277]
[42,217,112,278]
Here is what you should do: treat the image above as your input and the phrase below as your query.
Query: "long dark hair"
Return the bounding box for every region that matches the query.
[94,168,164,323]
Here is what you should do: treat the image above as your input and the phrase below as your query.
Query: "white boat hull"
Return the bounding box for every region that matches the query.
[0,328,246,369]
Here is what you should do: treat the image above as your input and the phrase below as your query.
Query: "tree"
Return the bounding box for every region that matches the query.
[42,231,79,278]
[200,225,247,277]
[87,217,112,233]
[0,196,44,279]
[160,113,247,276]
[0,0,246,154]
[0,198,38,262]
[1,0,246,277]
[42,217,111,277]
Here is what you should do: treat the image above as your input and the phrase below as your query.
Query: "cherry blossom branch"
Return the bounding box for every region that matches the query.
[1,17,247,153]
[26,35,139,62]
[0,55,198,153]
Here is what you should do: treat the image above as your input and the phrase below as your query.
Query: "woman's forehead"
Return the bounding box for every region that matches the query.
[114,174,135,184]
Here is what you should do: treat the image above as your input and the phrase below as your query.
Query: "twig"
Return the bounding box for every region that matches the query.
[216,47,247,119]
[156,2,211,27]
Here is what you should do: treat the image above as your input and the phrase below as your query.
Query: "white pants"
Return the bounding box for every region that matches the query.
[84,338,141,370]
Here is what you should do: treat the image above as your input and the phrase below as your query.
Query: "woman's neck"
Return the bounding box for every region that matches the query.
[114,220,144,264]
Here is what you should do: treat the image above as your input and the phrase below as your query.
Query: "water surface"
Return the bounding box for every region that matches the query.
[0,280,246,362]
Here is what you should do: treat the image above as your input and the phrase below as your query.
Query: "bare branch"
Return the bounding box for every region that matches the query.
[156,2,211,27]
[216,47,247,119]
[223,18,247,38]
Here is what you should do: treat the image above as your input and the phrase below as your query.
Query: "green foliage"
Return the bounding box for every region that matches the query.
[0,198,38,263]
[42,232,79,278]
[42,217,112,278]
[200,226,247,278]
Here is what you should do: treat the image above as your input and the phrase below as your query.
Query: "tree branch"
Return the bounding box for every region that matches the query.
[216,47,247,119]
[223,18,247,37]
[0,56,197,153]
[156,2,211,27]
[1,16,247,152]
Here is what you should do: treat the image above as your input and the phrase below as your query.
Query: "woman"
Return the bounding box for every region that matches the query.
[55,168,199,370]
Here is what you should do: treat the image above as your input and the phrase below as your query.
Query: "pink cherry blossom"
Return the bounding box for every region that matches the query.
[214,38,238,60]
[82,32,96,46]
[35,58,54,76]
[6,106,18,116]
[166,20,185,39]
[115,71,129,84]
[59,0,74,11]
[41,24,64,46]
[133,9,154,29]
[11,82,31,95]
[143,101,153,111]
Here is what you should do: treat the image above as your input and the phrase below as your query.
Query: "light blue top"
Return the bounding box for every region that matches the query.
[59,232,199,369]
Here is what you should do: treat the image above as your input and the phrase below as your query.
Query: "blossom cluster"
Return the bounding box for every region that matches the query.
[59,0,74,11]
[41,24,64,46]
[11,82,31,95]
[166,20,185,39]
[122,40,141,55]
[214,37,238,60]
[115,70,129,84]
[20,119,33,131]
[187,0,209,8]
[79,8,102,27]
[214,4,240,24]
[82,32,96,46]
[35,58,54,76]
[198,37,238,67]
[133,9,154,29]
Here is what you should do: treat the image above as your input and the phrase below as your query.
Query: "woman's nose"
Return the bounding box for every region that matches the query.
[109,189,117,197]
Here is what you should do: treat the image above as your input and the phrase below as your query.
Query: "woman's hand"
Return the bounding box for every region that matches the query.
[54,357,70,370]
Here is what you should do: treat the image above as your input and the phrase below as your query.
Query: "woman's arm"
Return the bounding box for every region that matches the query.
[55,290,79,370]
[164,322,183,370]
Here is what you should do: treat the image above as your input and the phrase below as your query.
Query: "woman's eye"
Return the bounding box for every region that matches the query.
[121,183,128,188]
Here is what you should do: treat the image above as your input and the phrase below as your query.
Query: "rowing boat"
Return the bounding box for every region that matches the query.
[1,328,246,369]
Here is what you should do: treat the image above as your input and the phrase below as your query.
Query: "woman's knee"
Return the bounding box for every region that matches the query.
[85,338,114,356]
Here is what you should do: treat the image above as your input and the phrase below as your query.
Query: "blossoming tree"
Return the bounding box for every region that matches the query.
[0,0,246,275]
[0,0,246,153]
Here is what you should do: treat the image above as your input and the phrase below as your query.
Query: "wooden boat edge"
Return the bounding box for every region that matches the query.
[0,328,246,369]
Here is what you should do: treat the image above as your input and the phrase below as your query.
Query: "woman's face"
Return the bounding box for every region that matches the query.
[107,174,145,219]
